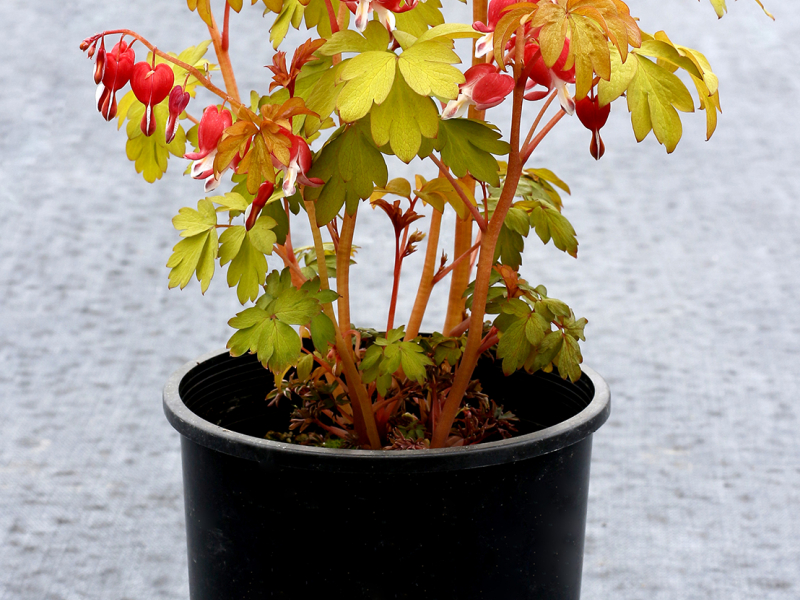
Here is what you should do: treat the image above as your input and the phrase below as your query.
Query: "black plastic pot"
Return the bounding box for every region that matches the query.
[163,349,610,600]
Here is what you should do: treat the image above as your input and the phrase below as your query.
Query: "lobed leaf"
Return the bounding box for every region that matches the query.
[219,226,269,304]
[167,199,218,293]
[370,73,439,163]
[305,120,388,225]
[434,119,510,187]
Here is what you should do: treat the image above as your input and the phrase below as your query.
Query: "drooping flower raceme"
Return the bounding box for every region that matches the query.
[184,106,233,192]
[130,60,175,136]
[442,63,514,120]
[95,40,135,121]
[344,0,418,33]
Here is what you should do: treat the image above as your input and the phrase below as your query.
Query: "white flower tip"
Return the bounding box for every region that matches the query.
[475,33,493,59]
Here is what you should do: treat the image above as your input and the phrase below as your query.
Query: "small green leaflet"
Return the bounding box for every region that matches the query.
[527,201,578,258]
[218,217,277,304]
[167,199,218,293]
[227,270,332,372]
[434,119,510,187]
[361,328,433,396]
[305,120,388,225]
[494,296,587,381]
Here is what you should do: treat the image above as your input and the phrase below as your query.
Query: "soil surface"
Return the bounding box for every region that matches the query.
[1,2,798,599]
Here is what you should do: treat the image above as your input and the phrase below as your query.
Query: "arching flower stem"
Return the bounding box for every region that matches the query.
[87,30,242,110]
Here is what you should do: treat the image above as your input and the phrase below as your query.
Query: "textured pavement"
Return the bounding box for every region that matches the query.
[1,1,798,599]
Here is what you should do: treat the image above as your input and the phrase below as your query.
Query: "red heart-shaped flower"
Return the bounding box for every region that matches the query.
[101,41,135,93]
[130,62,175,107]
[576,96,611,132]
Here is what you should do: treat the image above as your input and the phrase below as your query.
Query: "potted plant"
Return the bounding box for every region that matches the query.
[80,0,772,598]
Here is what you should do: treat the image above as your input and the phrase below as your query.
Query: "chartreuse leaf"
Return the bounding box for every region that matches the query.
[394,0,445,38]
[227,270,330,372]
[370,72,439,162]
[303,0,348,38]
[305,120,388,225]
[270,0,305,48]
[219,219,276,304]
[187,0,214,26]
[337,52,397,123]
[646,31,722,141]
[434,119,510,187]
[397,40,465,100]
[167,199,218,293]
[708,0,773,19]
[599,44,694,153]
[320,21,392,55]
[209,192,250,213]
[531,0,641,100]
[331,30,466,160]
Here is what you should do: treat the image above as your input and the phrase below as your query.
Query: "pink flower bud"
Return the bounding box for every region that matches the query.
[165,85,191,144]
[246,182,275,230]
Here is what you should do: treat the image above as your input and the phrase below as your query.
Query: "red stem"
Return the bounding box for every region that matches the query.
[433,239,482,285]
[521,89,557,155]
[429,155,488,232]
[324,0,341,34]
[222,2,231,52]
[386,232,402,331]
[521,109,567,164]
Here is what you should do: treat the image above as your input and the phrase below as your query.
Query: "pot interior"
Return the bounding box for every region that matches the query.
[178,351,596,440]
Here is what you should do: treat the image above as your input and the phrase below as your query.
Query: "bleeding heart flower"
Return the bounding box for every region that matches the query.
[442,63,515,119]
[185,106,234,192]
[344,0,418,32]
[523,41,576,114]
[245,181,276,231]
[575,93,611,160]
[95,40,135,121]
[130,61,175,137]
[165,85,190,144]
[272,130,324,196]
[473,0,528,58]
[93,38,106,85]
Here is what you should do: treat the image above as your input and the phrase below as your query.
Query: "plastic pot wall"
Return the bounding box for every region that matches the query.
[163,349,610,600]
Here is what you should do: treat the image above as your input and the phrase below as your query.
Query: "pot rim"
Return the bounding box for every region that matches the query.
[163,348,610,473]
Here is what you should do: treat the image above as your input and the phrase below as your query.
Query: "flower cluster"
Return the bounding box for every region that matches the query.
[82,33,324,197]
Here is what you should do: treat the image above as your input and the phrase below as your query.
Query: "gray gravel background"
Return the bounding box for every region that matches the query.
[1,0,798,598]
